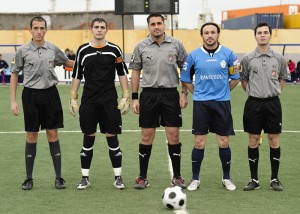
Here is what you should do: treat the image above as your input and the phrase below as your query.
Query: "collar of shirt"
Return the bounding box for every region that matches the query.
[29,40,48,51]
[254,46,273,57]
[146,33,172,45]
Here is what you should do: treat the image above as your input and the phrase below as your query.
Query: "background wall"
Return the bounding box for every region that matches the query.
[1,29,300,82]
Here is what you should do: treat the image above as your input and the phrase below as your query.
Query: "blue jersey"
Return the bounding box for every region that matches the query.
[181,45,240,101]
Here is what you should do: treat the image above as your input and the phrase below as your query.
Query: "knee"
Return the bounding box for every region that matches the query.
[83,135,95,150]
[194,138,206,149]
[26,132,38,143]
[268,135,280,148]
[107,136,119,149]
[217,136,229,148]
[46,130,58,142]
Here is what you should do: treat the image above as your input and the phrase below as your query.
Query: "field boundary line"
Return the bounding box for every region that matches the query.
[1,129,300,134]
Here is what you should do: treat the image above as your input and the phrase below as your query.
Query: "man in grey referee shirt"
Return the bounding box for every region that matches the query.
[240,22,288,191]
[129,13,188,189]
[10,16,74,190]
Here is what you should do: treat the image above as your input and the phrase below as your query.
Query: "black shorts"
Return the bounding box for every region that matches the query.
[139,88,182,128]
[22,85,64,132]
[79,100,122,135]
[243,96,282,134]
[192,100,235,136]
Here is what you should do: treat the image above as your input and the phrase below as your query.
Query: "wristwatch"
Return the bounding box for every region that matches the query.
[182,91,188,95]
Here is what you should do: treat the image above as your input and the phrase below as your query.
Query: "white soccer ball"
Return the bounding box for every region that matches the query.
[162,186,187,210]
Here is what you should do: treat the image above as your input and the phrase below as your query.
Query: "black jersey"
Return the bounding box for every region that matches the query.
[72,41,128,103]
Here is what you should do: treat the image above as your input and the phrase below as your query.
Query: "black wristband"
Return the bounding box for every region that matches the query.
[132,92,139,100]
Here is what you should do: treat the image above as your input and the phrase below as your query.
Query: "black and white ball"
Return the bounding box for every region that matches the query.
[162,186,187,210]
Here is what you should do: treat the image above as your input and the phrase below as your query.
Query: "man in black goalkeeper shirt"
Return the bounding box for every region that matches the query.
[69,17,130,190]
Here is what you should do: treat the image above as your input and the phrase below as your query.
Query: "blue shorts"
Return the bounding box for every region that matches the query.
[79,100,122,135]
[192,100,235,136]
[139,88,182,128]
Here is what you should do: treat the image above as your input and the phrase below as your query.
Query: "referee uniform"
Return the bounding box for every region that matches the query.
[129,30,188,188]
[240,45,288,191]
[241,47,288,134]
[12,37,70,190]
[13,40,68,131]
[129,34,187,128]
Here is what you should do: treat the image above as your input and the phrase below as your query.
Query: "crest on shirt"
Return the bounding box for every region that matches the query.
[130,54,135,63]
[168,54,176,62]
[49,61,54,68]
[182,61,188,71]
[220,60,226,68]
[272,70,277,77]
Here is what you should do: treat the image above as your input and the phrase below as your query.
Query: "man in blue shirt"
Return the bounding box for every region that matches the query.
[181,22,240,191]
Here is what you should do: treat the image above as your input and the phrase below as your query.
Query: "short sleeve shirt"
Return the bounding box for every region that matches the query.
[12,40,68,89]
[129,34,187,88]
[240,47,288,98]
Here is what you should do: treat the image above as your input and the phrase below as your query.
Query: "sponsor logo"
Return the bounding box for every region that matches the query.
[139,153,146,158]
[199,74,223,80]
[115,152,122,157]
[206,58,217,62]
[248,158,257,163]
[80,152,87,157]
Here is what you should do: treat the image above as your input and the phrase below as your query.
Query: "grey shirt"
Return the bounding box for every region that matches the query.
[240,47,288,98]
[129,34,187,88]
[12,40,68,89]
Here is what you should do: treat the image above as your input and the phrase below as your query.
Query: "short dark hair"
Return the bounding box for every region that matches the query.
[200,22,220,35]
[91,17,107,28]
[254,22,272,35]
[30,16,47,29]
[146,13,165,25]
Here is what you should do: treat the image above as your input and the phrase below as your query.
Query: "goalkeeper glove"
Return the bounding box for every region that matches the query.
[118,89,130,115]
[69,90,79,117]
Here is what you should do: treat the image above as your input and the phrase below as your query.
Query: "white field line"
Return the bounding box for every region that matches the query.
[1,129,300,134]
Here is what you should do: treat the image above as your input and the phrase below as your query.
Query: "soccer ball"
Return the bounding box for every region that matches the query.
[162,186,187,210]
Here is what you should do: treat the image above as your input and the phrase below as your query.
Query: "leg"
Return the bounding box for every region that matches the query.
[46,129,66,189]
[139,128,156,177]
[187,134,206,191]
[243,134,260,191]
[166,127,185,188]
[1,71,5,84]
[192,134,206,180]
[268,134,281,179]
[22,132,38,190]
[106,134,125,189]
[134,128,155,189]
[165,127,181,177]
[46,129,61,178]
[77,133,95,190]
[216,135,231,179]
[217,135,236,191]
[268,133,283,191]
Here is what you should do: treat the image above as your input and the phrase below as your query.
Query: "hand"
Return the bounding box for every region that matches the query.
[118,90,130,115]
[132,99,140,114]
[11,101,19,116]
[69,90,79,117]
[180,93,188,109]
[69,98,79,117]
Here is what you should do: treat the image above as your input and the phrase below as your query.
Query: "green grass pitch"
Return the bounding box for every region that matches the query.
[0,83,300,214]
